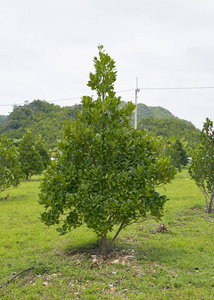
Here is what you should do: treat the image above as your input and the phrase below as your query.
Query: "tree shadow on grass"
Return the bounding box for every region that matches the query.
[63,235,138,260]
[137,245,188,266]
[64,240,100,256]
[22,177,42,183]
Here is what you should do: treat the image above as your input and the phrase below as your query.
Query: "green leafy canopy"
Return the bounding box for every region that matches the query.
[189,118,214,213]
[39,45,176,254]
[0,135,23,193]
[18,130,45,180]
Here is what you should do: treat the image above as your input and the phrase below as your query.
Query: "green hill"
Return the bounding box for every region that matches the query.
[0,99,200,150]
[137,103,175,119]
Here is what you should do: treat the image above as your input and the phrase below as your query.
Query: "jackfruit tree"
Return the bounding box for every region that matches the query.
[39,45,176,254]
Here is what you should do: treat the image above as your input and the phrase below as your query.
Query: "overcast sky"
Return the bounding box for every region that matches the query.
[1,0,214,129]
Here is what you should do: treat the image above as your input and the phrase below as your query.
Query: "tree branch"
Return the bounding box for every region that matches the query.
[107,218,126,250]
[90,148,97,166]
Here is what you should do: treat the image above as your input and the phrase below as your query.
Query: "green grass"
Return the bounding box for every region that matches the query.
[0,169,214,299]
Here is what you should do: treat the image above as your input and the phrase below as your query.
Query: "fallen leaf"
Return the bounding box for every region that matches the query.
[124,255,134,259]
[112,259,119,264]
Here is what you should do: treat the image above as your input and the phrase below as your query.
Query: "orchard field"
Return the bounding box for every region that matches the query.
[0,168,214,299]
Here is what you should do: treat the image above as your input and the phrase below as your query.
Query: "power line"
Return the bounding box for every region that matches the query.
[117,86,214,92]
[48,96,82,103]
[1,86,214,108]
[116,88,134,93]
[140,86,214,90]
[0,97,82,107]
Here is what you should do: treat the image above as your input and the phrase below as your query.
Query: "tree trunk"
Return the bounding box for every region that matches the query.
[208,199,213,213]
[100,234,107,255]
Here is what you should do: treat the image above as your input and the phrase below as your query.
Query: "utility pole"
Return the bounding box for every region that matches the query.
[135,77,140,129]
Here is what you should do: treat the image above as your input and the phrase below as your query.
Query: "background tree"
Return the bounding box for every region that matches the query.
[189,118,214,213]
[35,135,50,169]
[0,135,23,193]
[39,45,176,255]
[163,136,188,171]
[18,130,44,179]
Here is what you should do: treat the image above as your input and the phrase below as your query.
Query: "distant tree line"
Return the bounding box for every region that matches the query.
[0,100,200,152]
[0,100,81,149]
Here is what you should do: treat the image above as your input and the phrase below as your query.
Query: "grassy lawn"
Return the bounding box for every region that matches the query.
[0,169,214,299]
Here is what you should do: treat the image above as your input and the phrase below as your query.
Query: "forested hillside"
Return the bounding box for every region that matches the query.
[0,99,200,149]
[0,100,81,149]
[138,116,200,149]
[137,103,175,119]
[0,115,7,124]
[119,101,175,119]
